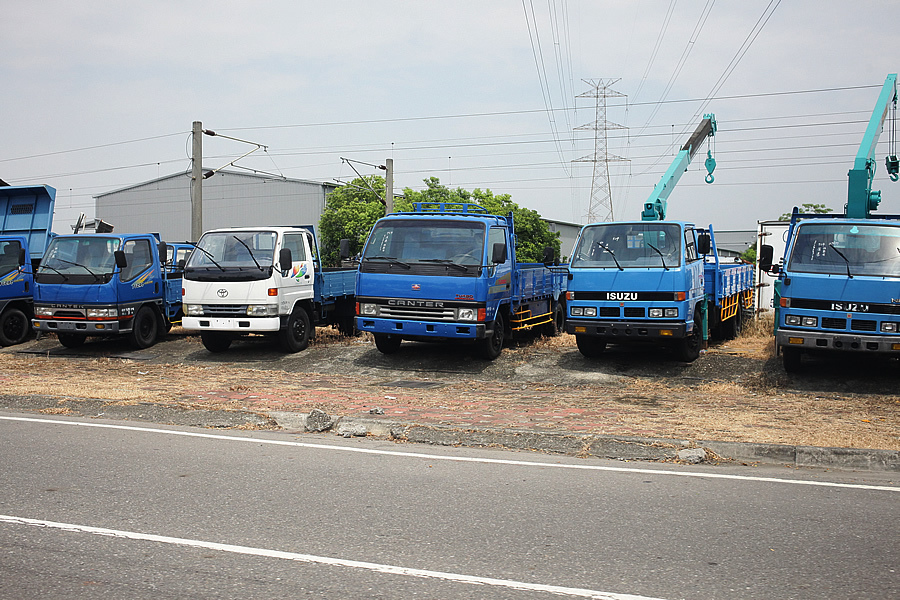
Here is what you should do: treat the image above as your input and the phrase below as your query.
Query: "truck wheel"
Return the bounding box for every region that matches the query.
[782,346,802,373]
[674,323,702,362]
[575,334,606,358]
[279,307,311,352]
[479,313,505,360]
[542,302,565,337]
[0,308,30,346]
[201,332,232,353]
[130,306,159,349]
[374,333,402,354]
[57,333,86,349]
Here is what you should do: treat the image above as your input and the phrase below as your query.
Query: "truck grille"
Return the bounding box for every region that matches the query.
[599,307,619,317]
[624,307,644,318]
[851,319,877,332]
[379,305,456,321]
[53,310,85,318]
[822,318,847,330]
[201,304,248,317]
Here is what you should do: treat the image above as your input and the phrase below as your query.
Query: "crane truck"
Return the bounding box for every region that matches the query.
[565,114,755,361]
[759,74,900,372]
[355,202,566,360]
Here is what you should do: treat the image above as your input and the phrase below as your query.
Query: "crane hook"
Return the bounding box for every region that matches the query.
[704,149,716,184]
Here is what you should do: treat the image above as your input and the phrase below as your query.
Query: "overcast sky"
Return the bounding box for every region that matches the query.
[3,1,899,235]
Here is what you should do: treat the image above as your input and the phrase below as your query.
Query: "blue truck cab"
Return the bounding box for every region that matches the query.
[566,220,753,361]
[0,185,56,346]
[356,203,567,359]
[32,232,182,349]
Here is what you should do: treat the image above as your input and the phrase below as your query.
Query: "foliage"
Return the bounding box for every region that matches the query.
[318,175,386,267]
[778,203,833,221]
[398,178,561,263]
[739,245,757,264]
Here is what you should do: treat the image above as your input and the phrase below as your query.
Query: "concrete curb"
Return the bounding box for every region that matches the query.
[268,411,900,472]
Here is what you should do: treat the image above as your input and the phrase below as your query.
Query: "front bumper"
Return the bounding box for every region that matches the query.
[33,319,126,335]
[182,316,281,333]
[777,329,900,354]
[566,318,688,339]
[356,317,488,340]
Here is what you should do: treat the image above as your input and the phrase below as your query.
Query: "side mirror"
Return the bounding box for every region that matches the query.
[697,233,711,255]
[541,246,555,265]
[279,247,293,272]
[339,238,351,261]
[114,250,128,269]
[158,242,168,265]
[759,244,774,272]
[491,242,507,264]
[17,248,26,267]
[177,259,186,271]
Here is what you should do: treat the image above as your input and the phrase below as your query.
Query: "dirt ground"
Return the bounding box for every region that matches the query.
[0,316,897,451]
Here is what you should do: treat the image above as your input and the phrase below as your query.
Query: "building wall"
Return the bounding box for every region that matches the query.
[95,171,335,242]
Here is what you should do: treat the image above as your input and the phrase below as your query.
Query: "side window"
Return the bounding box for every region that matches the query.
[684,230,699,263]
[0,240,22,277]
[282,234,307,262]
[488,227,507,262]
[121,239,153,281]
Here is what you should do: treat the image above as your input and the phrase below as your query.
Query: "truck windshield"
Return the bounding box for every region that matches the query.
[787,222,900,277]
[186,231,277,270]
[363,219,486,266]
[37,236,121,281]
[571,223,682,268]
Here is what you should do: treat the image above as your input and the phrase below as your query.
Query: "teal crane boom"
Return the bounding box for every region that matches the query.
[846,73,898,218]
[641,114,717,221]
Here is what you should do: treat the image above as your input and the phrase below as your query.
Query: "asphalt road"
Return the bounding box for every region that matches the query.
[1,413,897,599]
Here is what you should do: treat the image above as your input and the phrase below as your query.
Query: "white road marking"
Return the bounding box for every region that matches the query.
[0,514,666,600]
[1,415,897,492]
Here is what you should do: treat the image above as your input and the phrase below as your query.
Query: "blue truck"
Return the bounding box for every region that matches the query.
[759,74,900,371]
[0,185,56,347]
[565,115,755,361]
[32,232,187,349]
[180,226,357,352]
[355,202,567,359]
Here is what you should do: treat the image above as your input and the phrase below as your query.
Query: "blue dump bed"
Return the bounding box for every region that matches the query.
[317,268,357,302]
[704,260,754,307]
[514,263,567,302]
[0,185,56,258]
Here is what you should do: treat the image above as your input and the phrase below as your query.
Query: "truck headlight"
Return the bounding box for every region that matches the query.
[34,306,54,317]
[185,304,204,316]
[571,307,583,316]
[457,308,476,321]
[87,307,118,319]
[801,317,817,327]
[360,303,378,316]
[583,307,597,317]
[881,322,897,333]
[785,315,801,325]
[664,308,678,317]
[649,308,663,318]
[247,304,278,316]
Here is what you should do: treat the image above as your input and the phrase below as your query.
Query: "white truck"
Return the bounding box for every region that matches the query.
[181,226,356,352]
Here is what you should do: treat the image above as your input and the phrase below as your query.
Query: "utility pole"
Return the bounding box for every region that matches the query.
[384,158,394,214]
[191,121,203,242]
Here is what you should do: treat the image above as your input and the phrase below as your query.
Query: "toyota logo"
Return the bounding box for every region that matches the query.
[217,289,228,298]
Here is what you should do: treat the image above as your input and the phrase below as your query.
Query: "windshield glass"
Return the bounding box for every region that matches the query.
[38,236,121,276]
[363,219,486,265]
[787,222,900,277]
[186,231,277,269]
[571,223,682,268]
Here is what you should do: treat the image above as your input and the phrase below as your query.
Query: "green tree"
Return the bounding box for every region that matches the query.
[399,177,561,263]
[319,175,386,266]
[779,203,832,221]
[739,244,757,264]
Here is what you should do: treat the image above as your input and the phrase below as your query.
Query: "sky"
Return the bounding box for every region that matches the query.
[3,1,899,235]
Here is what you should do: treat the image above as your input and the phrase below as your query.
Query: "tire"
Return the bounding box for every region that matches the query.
[674,322,702,362]
[374,333,402,354]
[575,334,606,358]
[279,306,311,353]
[57,332,86,349]
[782,346,802,373]
[542,302,564,337]
[0,308,30,346]
[479,312,505,360]
[129,306,158,349]
[201,331,232,353]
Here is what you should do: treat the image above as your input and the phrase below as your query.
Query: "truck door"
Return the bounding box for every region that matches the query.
[280,232,314,310]
[683,228,705,317]
[117,238,158,305]
[486,226,513,318]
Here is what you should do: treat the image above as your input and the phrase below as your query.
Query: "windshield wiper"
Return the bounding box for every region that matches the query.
[646,243,670,271]
[50,258,102,281]
[186,243,225,271]
[828,243,853,278]
[37,264,69,282]
[365,256,411,270]
[418,258,468,272]
[232,236,265,271]
[596,242,624,271]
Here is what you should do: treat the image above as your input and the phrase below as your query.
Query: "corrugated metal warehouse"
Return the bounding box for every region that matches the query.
[94,170,337,242]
